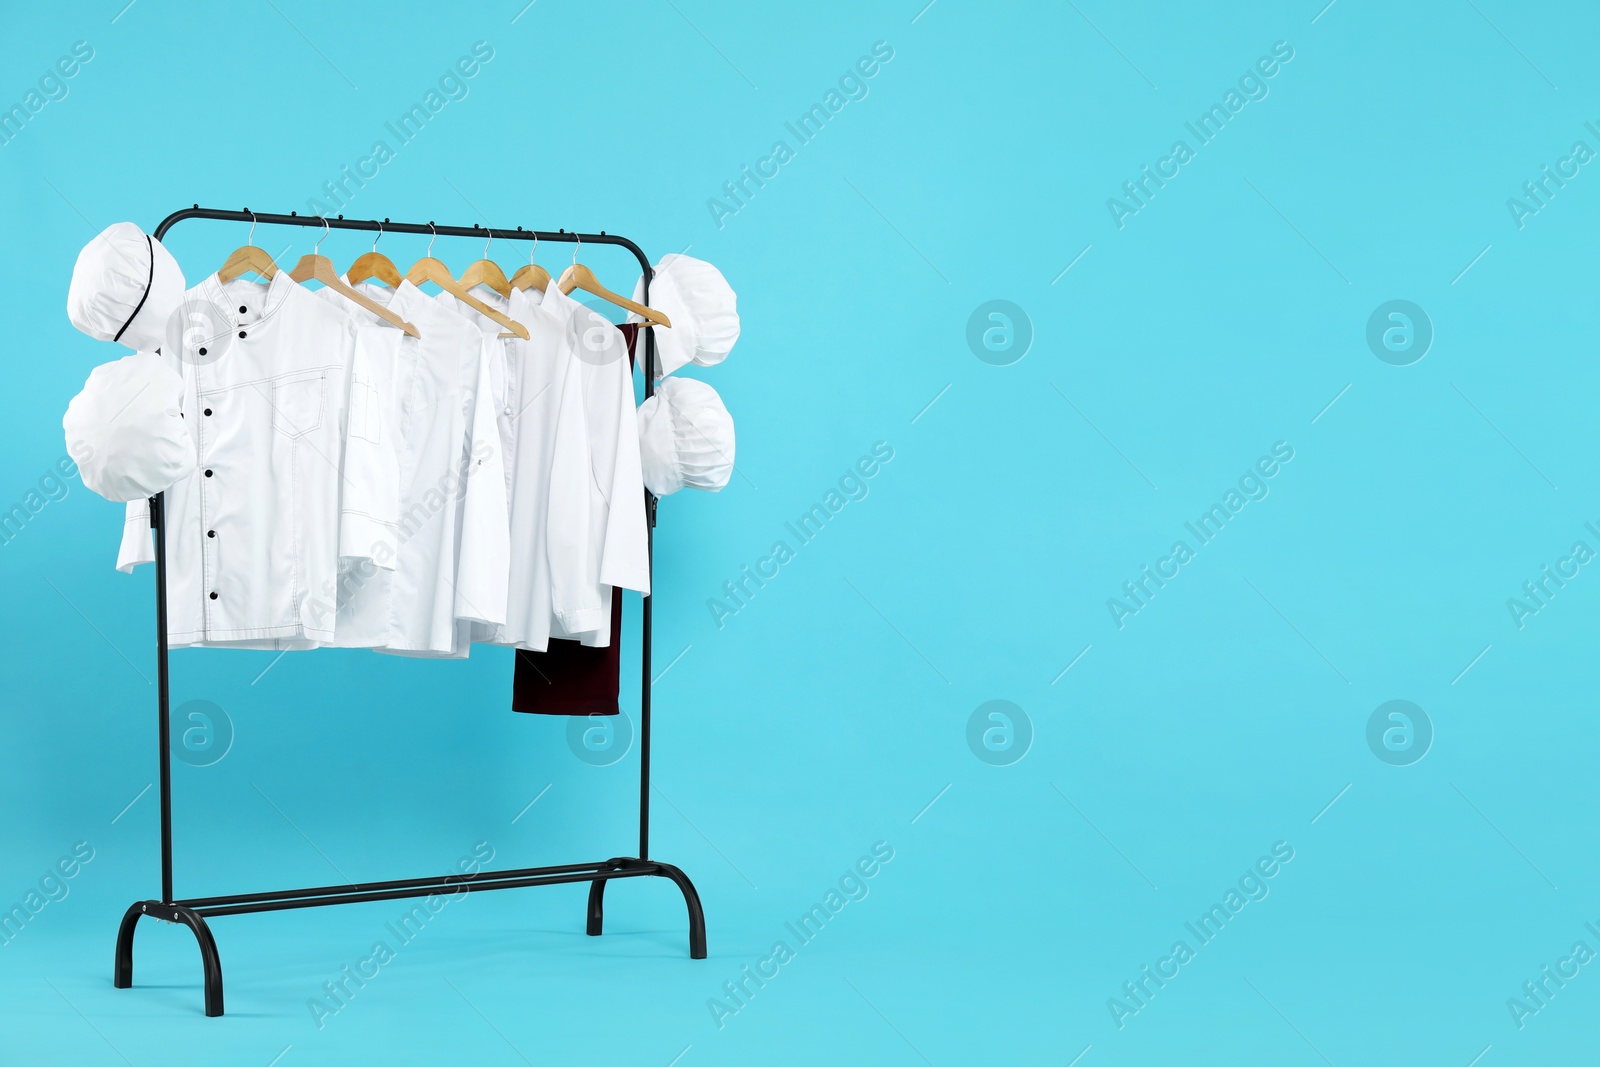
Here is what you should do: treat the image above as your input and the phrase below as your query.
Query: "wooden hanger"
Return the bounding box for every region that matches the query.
[217,211,280,282]
[347,220,402,287]
[510,232,551,293]
[405,224,530,340]
[290,219,420,338]
[557,236,671,328]
[457,229,511,298]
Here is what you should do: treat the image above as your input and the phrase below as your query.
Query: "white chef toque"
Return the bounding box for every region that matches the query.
[637,377,735,496]
[629,254,739,378]
[63,352,195,502]
[67,222,185,352]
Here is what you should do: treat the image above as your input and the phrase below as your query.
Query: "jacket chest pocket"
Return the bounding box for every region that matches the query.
[272,373,326,439]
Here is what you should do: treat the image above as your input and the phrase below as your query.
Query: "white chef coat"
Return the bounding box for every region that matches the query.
[436,284,596,650]
[541,285,651,649]
[308,283,402,649]
[312,279,510,654]
[118,271,399,648]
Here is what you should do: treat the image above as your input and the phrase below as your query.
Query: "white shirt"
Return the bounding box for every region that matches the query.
[438,284,598,650]
[542,285,651,648]
[313,280,510,655]
[118,272,399,648]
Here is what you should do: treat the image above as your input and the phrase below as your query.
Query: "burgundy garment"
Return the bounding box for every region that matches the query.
[513,590,623,715]
[511,323,641,715]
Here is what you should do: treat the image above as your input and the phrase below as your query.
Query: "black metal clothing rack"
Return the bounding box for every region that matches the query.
[112,206,706,1018]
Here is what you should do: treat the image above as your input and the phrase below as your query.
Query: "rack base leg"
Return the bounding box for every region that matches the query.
[585,859,706,959]
[653,862,708,959]
[113,901,225,1017]
[584,862,618,937]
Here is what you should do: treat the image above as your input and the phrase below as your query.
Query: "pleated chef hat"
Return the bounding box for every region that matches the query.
[63,352,195,502]
[637,377,735,496]
[629,254,739,377]
[67,222,185,352]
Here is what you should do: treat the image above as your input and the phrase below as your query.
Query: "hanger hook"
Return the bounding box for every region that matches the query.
[314,216,329,256]
[482,229,494,260]
[571,232,580,266]
[427,222,437,259]
[528,232,538,265]
[247,210,257,246]
[372,220,383,253]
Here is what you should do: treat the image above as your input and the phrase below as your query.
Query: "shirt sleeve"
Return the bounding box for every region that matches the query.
[452,336,510,627]
[117,497,154,573]
[118,348,189,573]
[583,324,651,596]
[547,338,607,633]
[337,321,401,570]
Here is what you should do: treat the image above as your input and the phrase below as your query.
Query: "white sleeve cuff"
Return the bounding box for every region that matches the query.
[117,498,155,573]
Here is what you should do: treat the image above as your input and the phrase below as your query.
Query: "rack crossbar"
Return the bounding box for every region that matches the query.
[175,859,624,909]
[184,861,663,917]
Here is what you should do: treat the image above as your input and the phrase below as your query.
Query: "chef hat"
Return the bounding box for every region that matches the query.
[63,352,195,502]
[630,254,739,377]
[637,377,735,496]
[67,222,185,352]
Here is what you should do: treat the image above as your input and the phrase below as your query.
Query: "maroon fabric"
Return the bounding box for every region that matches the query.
[512,590,623,715]
[511,323,641,715]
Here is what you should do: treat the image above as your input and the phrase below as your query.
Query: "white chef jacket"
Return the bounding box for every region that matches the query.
[541,285,651,649]
[118,272,399,649]
[436,284,596,650]
[312,279,510,654]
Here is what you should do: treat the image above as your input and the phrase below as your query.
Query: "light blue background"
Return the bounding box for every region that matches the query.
[3,0,1597,1063]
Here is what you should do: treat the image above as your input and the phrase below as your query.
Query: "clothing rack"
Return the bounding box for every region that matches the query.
[111,206,706,1017]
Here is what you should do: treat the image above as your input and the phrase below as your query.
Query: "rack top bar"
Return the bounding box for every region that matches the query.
[151,206,651,275]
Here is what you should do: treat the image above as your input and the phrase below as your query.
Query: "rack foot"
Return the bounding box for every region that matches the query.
[585,861,618,936]
[113,901,225,1017]
[585,858,707,959]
